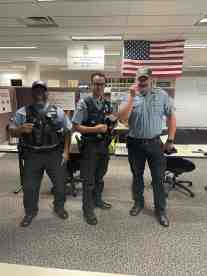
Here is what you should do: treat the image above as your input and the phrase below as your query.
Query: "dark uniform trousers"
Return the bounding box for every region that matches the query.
[127,137,166,211]
[23,147,66,215]
[80,140,109,213]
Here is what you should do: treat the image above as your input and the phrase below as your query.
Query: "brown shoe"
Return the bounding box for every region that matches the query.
[54,208,69,220]
[155,210,169,227]
[129,203,144,216]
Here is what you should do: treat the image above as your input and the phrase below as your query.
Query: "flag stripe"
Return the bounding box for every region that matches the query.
[151,42,185,48]
[150,50,184,55]
[150,54,184,58]
[151,40,185,44]
[123,59,183,64]
[123,62,183,67]
[151,56,183,60]
[122,65,183,71]
[150,46,184,51]
[153,70,182,75]
[123,69,182,74]
[123,73,182,77]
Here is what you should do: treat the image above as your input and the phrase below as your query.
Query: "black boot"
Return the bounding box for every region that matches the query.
[95,199,112,210]
[20,212,37,227]
[83,210,98,225]
[129,202,144,216]
[54,208,69,220]
[155,210,169,227]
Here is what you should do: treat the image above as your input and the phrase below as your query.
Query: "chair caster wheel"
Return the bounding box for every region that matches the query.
[190,193,195,198]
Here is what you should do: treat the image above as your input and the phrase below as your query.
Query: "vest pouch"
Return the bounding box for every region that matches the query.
[32,125,43,146]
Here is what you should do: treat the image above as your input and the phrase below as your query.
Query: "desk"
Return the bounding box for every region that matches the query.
[115,143,207,158]
[0,144,23,193]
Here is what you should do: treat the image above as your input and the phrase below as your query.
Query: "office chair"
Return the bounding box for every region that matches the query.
[65,153,82,197]
[50,155,82,197]
[163,154,195,198]
[50,135,82,197]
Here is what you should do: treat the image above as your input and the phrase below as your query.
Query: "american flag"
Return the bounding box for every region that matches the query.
[122,40,185,78]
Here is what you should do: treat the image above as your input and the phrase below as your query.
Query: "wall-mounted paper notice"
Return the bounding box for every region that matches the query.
[0,89,11,113]
[49,92,75,110]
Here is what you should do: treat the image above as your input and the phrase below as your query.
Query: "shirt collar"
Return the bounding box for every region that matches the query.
[139,88,155,97]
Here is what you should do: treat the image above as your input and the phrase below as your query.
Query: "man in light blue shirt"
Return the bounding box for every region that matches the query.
[120,67,176,227]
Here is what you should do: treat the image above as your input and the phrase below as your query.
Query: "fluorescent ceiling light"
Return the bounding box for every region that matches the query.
[188,66,207,68]
[185,44,207,49]
[37,0,56,2]
[72,36,122,41]
[200,18,207,23]
[105,51,120,56]
[0,46,37,49]
[195,15,207,26]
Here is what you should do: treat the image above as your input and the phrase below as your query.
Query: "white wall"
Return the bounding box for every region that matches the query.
[0,72,26,86]
[175,75,207,128]
[41,70,121,86]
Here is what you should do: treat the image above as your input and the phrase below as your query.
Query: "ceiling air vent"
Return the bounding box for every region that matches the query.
[19,16,58,28]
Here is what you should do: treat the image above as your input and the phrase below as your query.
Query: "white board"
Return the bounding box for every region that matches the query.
[49,92,75,111]
[0,89,11,113]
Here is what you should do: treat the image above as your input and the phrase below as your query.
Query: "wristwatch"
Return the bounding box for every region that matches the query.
[167,139,174,144]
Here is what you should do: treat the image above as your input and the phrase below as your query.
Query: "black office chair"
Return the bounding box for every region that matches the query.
[51,136,82,197]
[163,153,196,198]
[65,153,82,197]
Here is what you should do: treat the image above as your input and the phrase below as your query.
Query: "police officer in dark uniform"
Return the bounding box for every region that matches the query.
[72,73,114,225]
[9,81,71,227]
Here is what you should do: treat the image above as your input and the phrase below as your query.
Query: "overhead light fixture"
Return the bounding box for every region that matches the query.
[185,44,207,49]
[188,66,207,68]
[200,18,207,23]
[37,0,56,2]
[105,51,121,56]
[0,46,37,49]
[72,36,122,41]
[195,15,207,26]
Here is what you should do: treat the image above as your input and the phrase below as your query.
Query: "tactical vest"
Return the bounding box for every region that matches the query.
[82,96,112,141]
[22,104,64,151]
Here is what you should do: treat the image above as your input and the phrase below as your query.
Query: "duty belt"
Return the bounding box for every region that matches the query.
[128,136,160,144]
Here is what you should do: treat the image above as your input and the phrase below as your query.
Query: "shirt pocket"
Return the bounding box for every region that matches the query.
[151,100,163,114]
[132,102,142,115]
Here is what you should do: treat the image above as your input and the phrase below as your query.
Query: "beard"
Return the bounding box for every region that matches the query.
[139,83,150,95]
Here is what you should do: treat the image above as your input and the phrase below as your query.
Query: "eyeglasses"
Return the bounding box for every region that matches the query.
[139,77,149,82]
[93,82,106,87]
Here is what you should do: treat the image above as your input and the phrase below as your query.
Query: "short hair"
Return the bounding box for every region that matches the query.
[90,72,106,83]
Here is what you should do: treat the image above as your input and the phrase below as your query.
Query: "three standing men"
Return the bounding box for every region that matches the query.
[10,68,176,228]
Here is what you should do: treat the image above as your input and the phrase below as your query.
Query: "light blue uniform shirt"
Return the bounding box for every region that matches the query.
[128,88,175,139]
[10,103,72,132]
